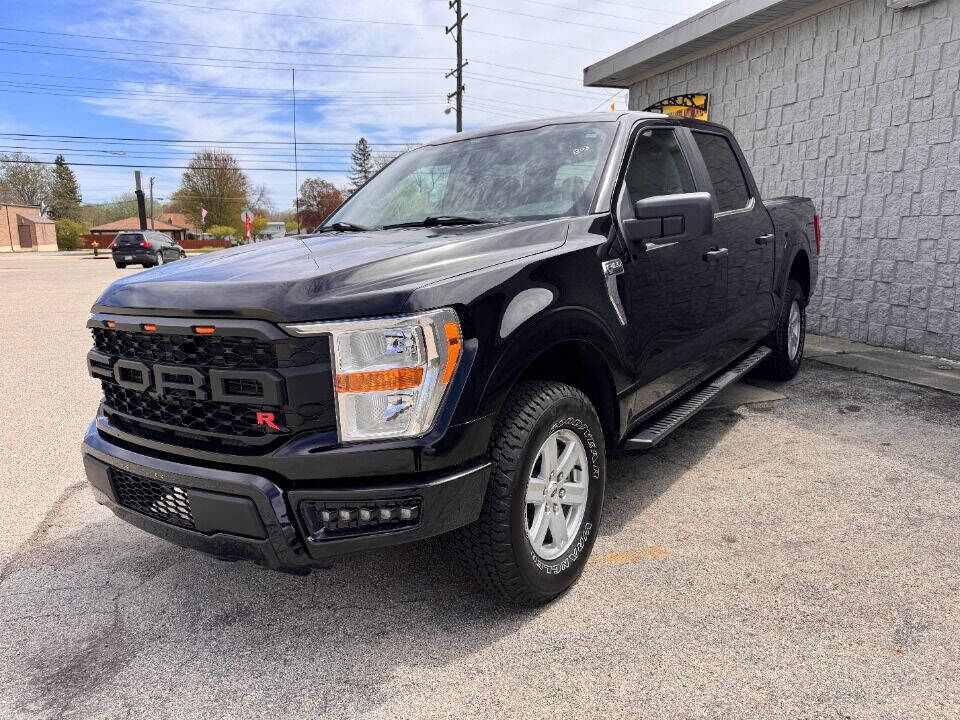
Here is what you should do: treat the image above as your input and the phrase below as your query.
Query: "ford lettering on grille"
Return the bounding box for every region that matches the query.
[87,349,284,405]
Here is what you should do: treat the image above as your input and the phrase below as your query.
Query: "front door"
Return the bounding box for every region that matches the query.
[617,126,728,424]
[17,225,35,249]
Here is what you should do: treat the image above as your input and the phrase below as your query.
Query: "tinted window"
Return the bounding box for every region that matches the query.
[114,233,143,244]
[692,132,750,211]
[624,129,696,203]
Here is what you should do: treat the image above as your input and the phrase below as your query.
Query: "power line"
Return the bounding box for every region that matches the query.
[0,72,445,100]
[132,0,614,54]
[467,2,669,33]
[0,45,440,75]
[514,0,687,20]
[0,40,448,73]
[0,29,599,84]
[0,132,415,146]
[0,84,444,108]
[0,158,354,172]
[135,0,442,28]
[0,26,451,62]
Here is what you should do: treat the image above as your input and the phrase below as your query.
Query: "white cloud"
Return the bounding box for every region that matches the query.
[60,0,717,208]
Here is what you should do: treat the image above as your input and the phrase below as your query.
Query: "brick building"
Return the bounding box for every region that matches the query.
[586,0,960,359]
[0,204,57,252]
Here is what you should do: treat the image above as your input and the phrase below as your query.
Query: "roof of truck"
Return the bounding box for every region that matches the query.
[423,112,667,146]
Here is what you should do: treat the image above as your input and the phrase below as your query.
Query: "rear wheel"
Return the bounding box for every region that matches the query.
[114,263,125,269]
[156,252,165,265]
[449,381,605,606]
[759,278,806,380]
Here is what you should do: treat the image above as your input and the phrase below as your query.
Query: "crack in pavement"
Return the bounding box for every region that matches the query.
[0,481,87,586]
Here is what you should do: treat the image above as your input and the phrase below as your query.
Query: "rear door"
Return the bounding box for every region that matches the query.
[690,129,776,349]
[617,124,728,420]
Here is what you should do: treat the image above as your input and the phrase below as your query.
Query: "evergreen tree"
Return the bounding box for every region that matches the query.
[47,155,82,221]
[348,138,373,190]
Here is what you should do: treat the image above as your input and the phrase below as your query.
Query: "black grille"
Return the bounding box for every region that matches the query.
[91,327,329,369]
[91,323,336,450]
[112,468,195,529]
[104,384,272,437]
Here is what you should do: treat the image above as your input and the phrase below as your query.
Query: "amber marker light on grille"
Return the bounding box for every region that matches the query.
[104,320,116,329]
[442,322,461,384]
[193,325,216,335]
[142,323,157,332]
[334,367,424,393]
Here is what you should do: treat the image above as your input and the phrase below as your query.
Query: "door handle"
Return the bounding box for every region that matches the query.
[703,247,728,263]
[755,233,775,245]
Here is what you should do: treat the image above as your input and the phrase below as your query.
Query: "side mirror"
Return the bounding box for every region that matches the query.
[622,192,714,250]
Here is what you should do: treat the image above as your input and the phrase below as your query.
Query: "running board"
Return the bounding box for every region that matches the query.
[623,346,772,451]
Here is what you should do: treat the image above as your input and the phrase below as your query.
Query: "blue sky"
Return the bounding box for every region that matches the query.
[1,0,716,210]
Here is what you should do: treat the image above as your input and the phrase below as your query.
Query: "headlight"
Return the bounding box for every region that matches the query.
[282,309,462,442]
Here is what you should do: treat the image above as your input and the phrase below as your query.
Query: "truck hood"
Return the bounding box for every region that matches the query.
[93,219,568,322]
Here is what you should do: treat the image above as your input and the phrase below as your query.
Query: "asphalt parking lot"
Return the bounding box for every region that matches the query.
[1,252,958,719]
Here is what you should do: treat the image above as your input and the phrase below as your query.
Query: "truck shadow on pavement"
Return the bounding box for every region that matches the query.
[600,405,745,537]
[4,404,748,719]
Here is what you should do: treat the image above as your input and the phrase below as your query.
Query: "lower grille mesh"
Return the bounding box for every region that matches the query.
[112,469,195,529]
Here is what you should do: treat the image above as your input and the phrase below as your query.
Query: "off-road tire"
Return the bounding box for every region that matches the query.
[758,278,806,380]
[449,381,605,606]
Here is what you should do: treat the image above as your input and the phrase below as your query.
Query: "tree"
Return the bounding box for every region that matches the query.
[250,215,268,238]
[47,155,82,221]
[372,144,419,172]
[54,218,88,250]
[0,152,52,209]
[81,192,147,227]
[348,138,374,190]
[207,225,236,239]
[296,178,343,230]
[175,150,251,228]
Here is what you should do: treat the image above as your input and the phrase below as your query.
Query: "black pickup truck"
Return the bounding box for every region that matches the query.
[82,113,818,605]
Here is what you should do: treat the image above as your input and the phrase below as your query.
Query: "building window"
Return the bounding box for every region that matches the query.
[692,131,751,212]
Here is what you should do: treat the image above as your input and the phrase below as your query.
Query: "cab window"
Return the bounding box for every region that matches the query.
[624,128,696,204]
[691,131,751,212]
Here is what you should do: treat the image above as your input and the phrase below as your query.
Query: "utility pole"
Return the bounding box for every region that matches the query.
[445,0,467,132]
[134,171,147,231]
[149,176,155,230]
[292,68,301,234]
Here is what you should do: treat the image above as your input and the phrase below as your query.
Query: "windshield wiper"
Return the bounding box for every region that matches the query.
[316,222,370,233]
[381,216,490,229]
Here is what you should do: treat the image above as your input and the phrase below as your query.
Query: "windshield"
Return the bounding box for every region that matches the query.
[325,122,615,229]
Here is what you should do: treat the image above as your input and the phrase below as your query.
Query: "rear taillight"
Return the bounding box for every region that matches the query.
[813,215,821,255]
[140,240,153,248]
[108,242,116,250]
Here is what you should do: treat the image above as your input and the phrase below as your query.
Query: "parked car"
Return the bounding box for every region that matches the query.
[83,113,819,605]
[110,230,186,269]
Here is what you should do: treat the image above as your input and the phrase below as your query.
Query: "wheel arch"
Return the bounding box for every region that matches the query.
[788,248,811,300]
[474,311,624,448]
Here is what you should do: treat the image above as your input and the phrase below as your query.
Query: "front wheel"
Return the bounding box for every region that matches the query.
[449,381,606,606]
[758,278,806,380]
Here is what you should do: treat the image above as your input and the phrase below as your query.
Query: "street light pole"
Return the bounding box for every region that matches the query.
[149,177,155,230]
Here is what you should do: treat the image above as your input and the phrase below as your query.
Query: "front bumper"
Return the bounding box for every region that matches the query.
[82,424,491,570]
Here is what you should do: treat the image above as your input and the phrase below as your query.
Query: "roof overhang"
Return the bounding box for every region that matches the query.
[584,0,832,88]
